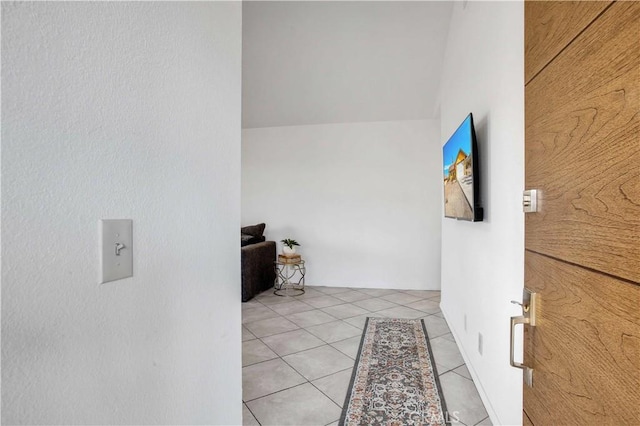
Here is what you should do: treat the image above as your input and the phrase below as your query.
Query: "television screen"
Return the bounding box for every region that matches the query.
[442,113,483,221]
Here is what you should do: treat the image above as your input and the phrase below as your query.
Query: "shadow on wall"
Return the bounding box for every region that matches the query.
[474,113,490,222]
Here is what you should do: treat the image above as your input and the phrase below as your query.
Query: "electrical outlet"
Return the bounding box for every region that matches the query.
[478,333,483,355]
[464,314,467,332]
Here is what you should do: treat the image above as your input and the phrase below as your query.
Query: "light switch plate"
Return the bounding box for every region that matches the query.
[101,219,133,283]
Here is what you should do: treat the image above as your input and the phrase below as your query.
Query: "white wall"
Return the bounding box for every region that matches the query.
[439,1,524,425]
[242,120,441,290]
[242,1,452,128]
[1,3,242,425]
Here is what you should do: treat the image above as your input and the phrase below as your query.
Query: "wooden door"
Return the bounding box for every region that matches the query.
[524,1,640,425]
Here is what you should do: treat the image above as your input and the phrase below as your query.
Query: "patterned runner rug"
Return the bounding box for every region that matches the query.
[340,317,448,426]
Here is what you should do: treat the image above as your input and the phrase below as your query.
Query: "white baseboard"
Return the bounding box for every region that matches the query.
[440,303,504,426]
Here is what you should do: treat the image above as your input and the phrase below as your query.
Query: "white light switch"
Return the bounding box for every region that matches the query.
[101,219,133,283]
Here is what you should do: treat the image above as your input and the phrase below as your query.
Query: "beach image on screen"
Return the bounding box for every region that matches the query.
[443,116,474,220]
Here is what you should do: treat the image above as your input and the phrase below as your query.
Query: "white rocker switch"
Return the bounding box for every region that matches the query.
[101,219,133,283]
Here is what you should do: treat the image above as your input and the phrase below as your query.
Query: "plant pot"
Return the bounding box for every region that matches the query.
[283,246,296,256]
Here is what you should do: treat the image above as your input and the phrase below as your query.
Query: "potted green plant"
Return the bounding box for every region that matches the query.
[280,238,300,256]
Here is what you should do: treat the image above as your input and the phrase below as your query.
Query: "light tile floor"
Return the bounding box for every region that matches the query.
[242,286,491,426]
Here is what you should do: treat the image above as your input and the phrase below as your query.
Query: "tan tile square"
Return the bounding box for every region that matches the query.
[380,292,424,305]
[311,368,354,407]
[242,306,279,324]
[242,339,278,366]
[268,300,314,316]
[261,329,325,356]
[436,363,451,375]
[376,305,425,319]
[334,290,372,303]
[244,316,299,338]
[255,292,292,306]
[247,383,341,426]
[342,313,384,330]
[242,300,262,311]
[401,289,441,298]
[454,364,472,380]
[306,320,362,343]
[243,403,259,426]
[439,371,488,426]
[442,333,456,342]
[304,295,345,308]
[242,359,306,401]
[356,288,398,297]
[287,310,337,328]
[423,315,451,338]
[353,297,399,312]
[242,325,256,342]
[406,298,441,314]
[313,286,351,295]
[283,345,354,381]
[330,336,362,359]
[320,303,369,319]
[292,288,325,300]
[430,336,464,371]
[476,416,493,425]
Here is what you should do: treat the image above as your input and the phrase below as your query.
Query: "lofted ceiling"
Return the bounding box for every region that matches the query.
[242,1,453,129]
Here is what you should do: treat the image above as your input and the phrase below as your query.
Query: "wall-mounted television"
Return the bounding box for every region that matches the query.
[442,113,483,222]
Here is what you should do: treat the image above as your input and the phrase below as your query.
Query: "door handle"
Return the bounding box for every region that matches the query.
[510,288,537,387]
[510,315,533,386]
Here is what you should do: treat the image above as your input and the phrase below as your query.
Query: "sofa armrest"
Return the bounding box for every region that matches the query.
[241,241,276,302]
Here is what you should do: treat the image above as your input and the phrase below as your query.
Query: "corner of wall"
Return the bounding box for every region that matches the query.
[438,1,524,424]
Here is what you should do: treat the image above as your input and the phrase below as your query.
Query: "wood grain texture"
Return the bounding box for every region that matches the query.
[525,1,611,84]
[525,1,640,283]
[523,251,640,425]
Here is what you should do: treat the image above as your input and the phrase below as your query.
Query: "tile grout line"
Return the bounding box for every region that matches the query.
[243,402,262,426]
[243,381,310,404]
[436,362,466,377]
[307,366,352,403]
[305,364,354,384]
[258,339,326,360]
[474,416,490,426]
[450,366,474,382]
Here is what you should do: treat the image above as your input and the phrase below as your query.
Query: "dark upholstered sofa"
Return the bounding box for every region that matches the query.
[241,223,276,302]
